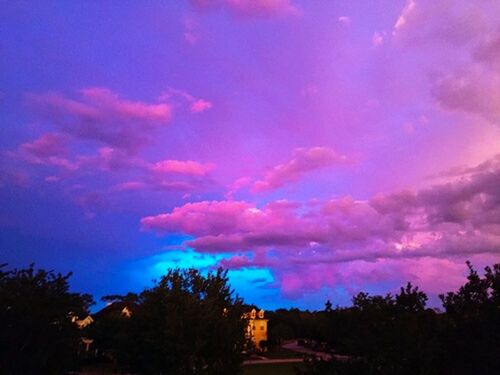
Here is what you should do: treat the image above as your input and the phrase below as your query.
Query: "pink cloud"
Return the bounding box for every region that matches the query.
[17,133,78,171]
[148,181,197,191]
[141,199,319,252]
[18,142,149,174]
[160,87,213,114]
[393,0,500,128]
[218,255,254,269]
[100,157,216,194]
[20,133,68,158]
[74,191,108,219]
[112,181,147,192]
[252,147,349,192]
[190,99,213,113]
[392,0,416,37]
[225,0,298,17]
[119,159,216,193]
[474,33,500,66]
[1,170,30,188]
[190,0,299,18]
[391,0,500,49]
[27,88,173,153]
[151,160,214,176]
[77,147,148,172]
[142,154,500,266]
[142,197,373,253]
[338,16,351,26]
[274,257,473,299]
[13,134,215,195]
[184,31,198,45]
[225,176,252,199]
[114,179,197,193]
[141,200,255,236]
[80,88,171,121]
[183,16,200,45]
[433,67,500,124]
[372,32,385,47]
[216,251,272,269]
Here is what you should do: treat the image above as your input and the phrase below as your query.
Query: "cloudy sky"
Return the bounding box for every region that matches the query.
[1,0,500,309]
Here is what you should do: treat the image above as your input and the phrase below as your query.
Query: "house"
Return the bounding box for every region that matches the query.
[243,308,268,351]
[70,302,133,353]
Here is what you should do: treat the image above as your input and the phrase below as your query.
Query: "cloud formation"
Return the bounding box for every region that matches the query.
[391,0,497,45]
[190,99,213,113]
[160,88,213,114]
[252,147,349,192]
[372,32,385,47]
[13,133,216,196]
[190,0,299,18]
[20,133,68,158]
[389,0,500,128]
[151,160,214,176]
[17,133,78,170]
[338,16,351,26]
[142,153,500,295]
[10,86,216,199]
[392,0,416,37]
[474,34,500,66]
[433,67,500,124]
[27,88,173,153]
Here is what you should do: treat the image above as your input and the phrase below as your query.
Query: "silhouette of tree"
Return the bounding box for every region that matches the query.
[0,263,93,374]
[440,261,491,316]
[324,299,333,313]
[438,262,500,374]
[95,268,247,375]
[268,321,295,346]
[395,282,427,313]
[299,262,500,375]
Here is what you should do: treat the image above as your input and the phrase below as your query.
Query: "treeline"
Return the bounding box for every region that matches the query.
[0,265,247,375]
[87,269,247,374]
[1,261,499,374]
[268,262,500,375]
[0,265,93,374]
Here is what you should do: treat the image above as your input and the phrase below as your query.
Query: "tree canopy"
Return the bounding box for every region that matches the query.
[298,262,500,375]
[90,268,247,375]
[0,263,93,374]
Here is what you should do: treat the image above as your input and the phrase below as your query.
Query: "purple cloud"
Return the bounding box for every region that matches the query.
[433,67,500,124]
[27,88,173,153]
[252,147,349,192]
[151,160,214,176]
[142,153,500,296]
[190,0,299,18]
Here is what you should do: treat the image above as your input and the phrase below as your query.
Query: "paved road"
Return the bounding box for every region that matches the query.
[244,340,350,366]
[282,341,350,361]
[281,341,331,360]
[244,341,331,366]
[243,358,304,365]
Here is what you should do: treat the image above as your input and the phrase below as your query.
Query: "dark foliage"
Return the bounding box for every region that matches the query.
[0,263,93,375]
[437,262,500,374]
[3,261,498,375]
[297,356,376,375]
[298,262,500,375]
[90,268,247,375]
[267,308,329,346]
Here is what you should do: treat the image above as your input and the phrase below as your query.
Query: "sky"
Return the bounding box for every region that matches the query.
[1,0,500,310]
